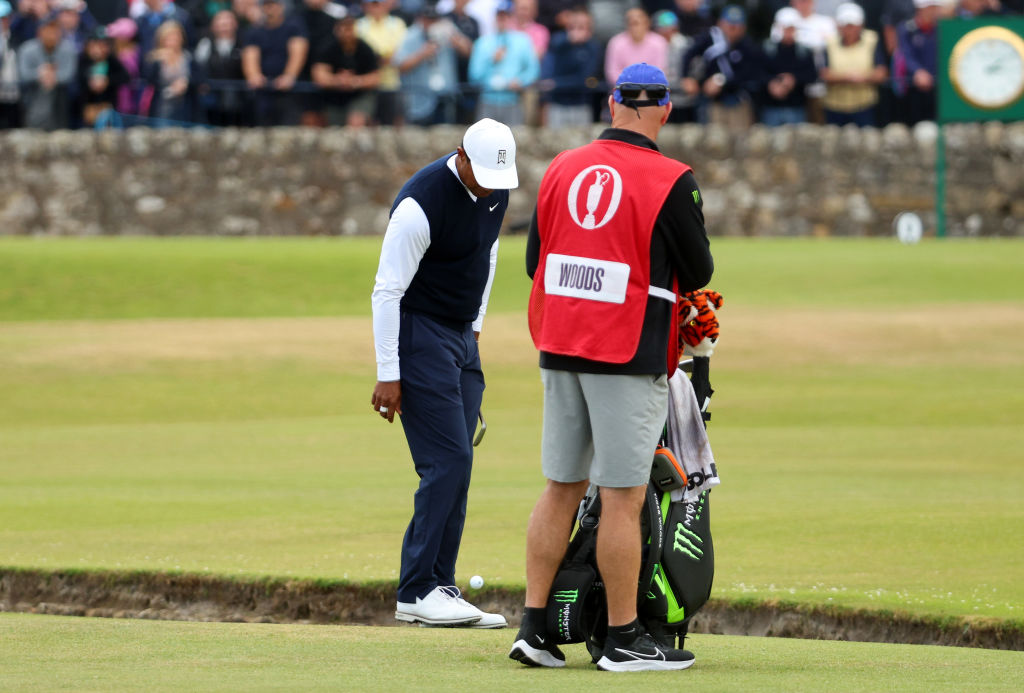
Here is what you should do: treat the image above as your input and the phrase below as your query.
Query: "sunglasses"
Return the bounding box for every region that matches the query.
[617,82,669,102]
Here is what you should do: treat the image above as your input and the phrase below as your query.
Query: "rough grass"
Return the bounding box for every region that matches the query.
[3,613,1023,692]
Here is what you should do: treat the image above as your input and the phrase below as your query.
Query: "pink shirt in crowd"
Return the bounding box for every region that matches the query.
[518,21,549,58]
[604,31,669,87]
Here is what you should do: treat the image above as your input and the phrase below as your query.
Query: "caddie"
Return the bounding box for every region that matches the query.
[510,63,714,671]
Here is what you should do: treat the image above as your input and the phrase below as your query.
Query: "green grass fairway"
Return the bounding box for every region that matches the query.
[1,237,1023,624]
[1,237,1022,320]
[3,613,1022,692]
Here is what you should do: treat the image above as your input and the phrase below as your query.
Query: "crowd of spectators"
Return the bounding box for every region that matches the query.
[0,0,1019,130]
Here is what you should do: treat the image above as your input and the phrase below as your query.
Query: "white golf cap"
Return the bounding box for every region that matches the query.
[835,2,864,25]
[463,118,518,190]
[774,7,801,29]
[912,0,943,7]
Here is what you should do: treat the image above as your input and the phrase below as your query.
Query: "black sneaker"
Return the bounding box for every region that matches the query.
[596,630,695,672]
[508,626,566,668]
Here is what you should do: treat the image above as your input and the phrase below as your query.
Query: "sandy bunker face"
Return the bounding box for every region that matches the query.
[1,569,1020,650]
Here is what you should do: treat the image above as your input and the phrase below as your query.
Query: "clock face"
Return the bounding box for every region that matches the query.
[950,26,1024,110]
[894,212,923,245]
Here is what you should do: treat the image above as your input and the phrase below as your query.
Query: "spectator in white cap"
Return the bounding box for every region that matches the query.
[372,118,517,631]
[761,6,818,126]
[783,0,837,123]
[787,0,837,52]
[895,0,941,124]
[820,2,888,126]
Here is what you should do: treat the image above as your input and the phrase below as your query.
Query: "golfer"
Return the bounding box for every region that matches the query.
[510,63,714,671]
[371,118,517,629]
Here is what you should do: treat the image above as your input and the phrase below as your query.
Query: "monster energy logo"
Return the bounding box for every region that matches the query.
[553,589,579,603]
[673,523,704,560]
[692,190,700,204]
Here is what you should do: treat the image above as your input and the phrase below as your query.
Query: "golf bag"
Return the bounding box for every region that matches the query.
[545,358,716,660]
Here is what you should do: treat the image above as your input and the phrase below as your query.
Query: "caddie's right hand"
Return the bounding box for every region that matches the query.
[372,381,402,423]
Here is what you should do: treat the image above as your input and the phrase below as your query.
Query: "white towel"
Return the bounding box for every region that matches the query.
[666,369,720,502]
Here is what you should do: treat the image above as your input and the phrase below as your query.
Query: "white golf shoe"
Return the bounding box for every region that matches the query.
[395,586,482,626]
[410,587,508,629]
[455,593,507,629]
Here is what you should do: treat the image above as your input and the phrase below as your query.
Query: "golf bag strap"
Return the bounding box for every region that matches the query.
[637,481,664,607]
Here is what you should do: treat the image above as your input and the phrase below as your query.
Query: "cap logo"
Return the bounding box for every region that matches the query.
[497,149,507,165]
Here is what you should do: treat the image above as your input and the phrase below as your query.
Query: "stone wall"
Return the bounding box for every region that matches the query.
[2,122,1022,237]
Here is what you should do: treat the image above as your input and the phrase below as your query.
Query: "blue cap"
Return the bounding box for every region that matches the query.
[613,63,671,107]
[0,0,13,20]
[495,0,514,13]
[615,63,669,90]
[720,5,746,25]
[653,10,678,29]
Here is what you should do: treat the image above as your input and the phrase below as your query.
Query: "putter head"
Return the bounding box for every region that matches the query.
[473,411,486,447]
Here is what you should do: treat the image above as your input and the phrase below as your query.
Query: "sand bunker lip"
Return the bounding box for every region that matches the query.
[2,568,1021,651]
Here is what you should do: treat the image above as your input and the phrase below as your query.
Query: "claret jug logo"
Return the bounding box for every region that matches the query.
[567,165,623,229]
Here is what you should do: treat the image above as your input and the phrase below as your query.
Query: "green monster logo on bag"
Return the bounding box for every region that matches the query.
[553,589,579,603]
[553,590,578,640]
[672,523,704,561]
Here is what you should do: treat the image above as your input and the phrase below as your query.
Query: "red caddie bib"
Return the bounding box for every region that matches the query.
[529,139,692,367]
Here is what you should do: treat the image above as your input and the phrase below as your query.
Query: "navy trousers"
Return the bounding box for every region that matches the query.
[397,312,485,603]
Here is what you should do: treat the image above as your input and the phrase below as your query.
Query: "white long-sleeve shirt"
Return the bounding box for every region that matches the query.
[371,155,499,382]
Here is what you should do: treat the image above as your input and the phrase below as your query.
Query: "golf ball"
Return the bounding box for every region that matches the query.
[469,575,484,589]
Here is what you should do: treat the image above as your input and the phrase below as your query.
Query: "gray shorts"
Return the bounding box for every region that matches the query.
[540,369,669,488]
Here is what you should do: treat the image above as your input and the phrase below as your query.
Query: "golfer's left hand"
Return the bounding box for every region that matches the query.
[372,380,402,423]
